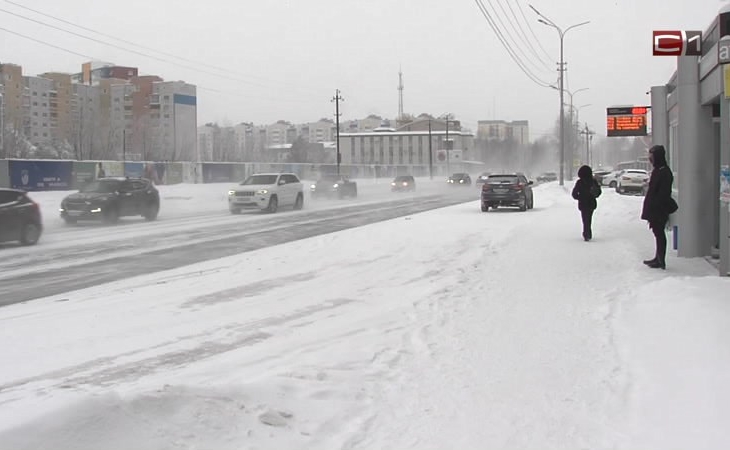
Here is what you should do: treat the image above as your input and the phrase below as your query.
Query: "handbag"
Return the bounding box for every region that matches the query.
[666,197,679,214]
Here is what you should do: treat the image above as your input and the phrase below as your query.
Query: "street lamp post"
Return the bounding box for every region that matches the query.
[531,4,589,186]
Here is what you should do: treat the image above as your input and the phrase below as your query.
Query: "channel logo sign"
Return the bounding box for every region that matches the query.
[652,30,702,56]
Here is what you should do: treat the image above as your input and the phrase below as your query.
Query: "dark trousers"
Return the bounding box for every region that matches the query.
[581,209,594,239]
[650,219,668,264]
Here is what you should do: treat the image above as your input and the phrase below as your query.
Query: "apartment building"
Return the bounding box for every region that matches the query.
[477,119,529,145]
[23,76,55,145]
[0,63,26,133]
[151,81,198,161]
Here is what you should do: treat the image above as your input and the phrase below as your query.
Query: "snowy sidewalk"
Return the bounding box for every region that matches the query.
[0,183,728,450]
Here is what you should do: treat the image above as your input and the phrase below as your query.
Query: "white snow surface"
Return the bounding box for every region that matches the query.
[1,183,729,450]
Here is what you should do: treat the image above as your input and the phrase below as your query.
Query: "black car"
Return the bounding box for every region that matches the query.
[448,173,472,186]
[0,189,43,246]
[60,177,160,224]
[475,172,492,186]
[537,172,558,183]
[310,174,358,199]
[481,173,534,212]
[391,175,416,192]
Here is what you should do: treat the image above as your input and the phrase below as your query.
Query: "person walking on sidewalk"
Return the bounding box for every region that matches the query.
[572,165,602,241]
[641,145,677,270]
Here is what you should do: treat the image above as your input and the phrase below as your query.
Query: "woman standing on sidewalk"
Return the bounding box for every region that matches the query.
[641,145,677,270]
[572,165,602,241]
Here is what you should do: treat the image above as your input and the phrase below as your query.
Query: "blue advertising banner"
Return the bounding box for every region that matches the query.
[9,160,73,191]
[124,162,144,178]
[202,163,234,183]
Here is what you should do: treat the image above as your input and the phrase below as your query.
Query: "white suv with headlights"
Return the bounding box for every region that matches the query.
[228,173,304,214]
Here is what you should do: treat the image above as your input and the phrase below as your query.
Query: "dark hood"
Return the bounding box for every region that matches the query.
[650,144,668,168]
[577,165,593,181]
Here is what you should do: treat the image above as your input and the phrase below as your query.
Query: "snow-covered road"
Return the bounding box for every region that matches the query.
[1,182,728,450]
[1,178,476,304]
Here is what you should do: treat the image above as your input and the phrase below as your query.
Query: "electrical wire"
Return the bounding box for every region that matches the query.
[515,0,554,62]
[0,25,321,106]
[473,0,552,88]
[0,5,321,99]
[481,0,552,76]
[502,0,553,69]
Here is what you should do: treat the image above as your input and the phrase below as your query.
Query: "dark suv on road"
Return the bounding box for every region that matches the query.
[448,173,472,186]
[310,174,358,199]
[481,174,534,212]
[391,175,416,192]
[60,177,160,224]
[0,189,43,246]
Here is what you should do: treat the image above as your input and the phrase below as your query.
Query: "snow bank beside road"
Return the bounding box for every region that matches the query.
[0,184,728,449]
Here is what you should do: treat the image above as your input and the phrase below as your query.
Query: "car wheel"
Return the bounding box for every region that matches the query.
[63,217,77,225]
[528,197,534,209]
[609,181,617,188]
[293,193,304,210]
[267,195,278,213]
[103,207,119,224]
[20,222,41,245]
[143,202,159,221]
[229,208,241,215]
[481,203,488,212]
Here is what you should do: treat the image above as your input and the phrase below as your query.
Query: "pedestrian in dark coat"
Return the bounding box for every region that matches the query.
[572,165,602,241]
[641,144,676,270]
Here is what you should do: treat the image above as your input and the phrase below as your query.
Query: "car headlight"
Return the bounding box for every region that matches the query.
[257,189,269,195]
[310,184,316,189]
[333,183,339,188]
[391,182,396,186]
[228,190,236,196]
[403,182,408,186]
[91,208,102,213]
[459,180,464,183]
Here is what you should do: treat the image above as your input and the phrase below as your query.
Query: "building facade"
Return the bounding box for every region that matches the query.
[650,6,730,276]
[338,128,475,166]
[477,119,529,145]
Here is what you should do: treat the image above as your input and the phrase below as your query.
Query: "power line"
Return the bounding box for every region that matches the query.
[0,25,321,106]
[501,0,553,69]
[515,0,554,62]
[481,0,552,76]
[0,5,321,99]
[473,0,552,88]
[0,26,95,59]
[2,0,313,93]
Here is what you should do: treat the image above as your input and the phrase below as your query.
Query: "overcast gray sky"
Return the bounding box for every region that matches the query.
[0,0,723,140]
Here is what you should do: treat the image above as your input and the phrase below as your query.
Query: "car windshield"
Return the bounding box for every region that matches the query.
[451,174,467,178]
[487,176,519,184]
[241,175,278,185]
[80,180,121,193]
[394,176,413,182]
[319,175,340,182]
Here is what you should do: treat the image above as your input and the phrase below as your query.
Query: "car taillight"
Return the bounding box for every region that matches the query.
[482,184,490,190]
[514,183,525,190]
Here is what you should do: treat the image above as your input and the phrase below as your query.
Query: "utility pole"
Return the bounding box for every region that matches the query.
[331,89,344,176]
[122,128,126,163]
[445,117,450,175]
[531,5,589,186]
[579,123,595,166]
[428,119,433,179]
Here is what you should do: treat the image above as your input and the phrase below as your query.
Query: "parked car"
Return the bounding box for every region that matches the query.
[228,173,304,213]
[537,172,558,183]
[60,177,160,224]
[616,169,649,195]
[448,173,472,186]
[601,170,623,188]
[0,189,42,246]
[481,173,534,212]
[475,172,492,186]
[593,170,612,184]
[391,175,416,192]
[310,174,358,199]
